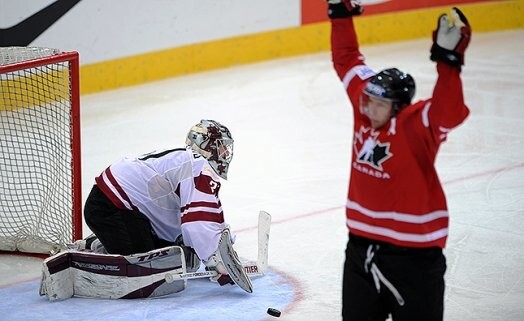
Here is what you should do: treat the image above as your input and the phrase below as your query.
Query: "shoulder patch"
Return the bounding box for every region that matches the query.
[354,65,375,80]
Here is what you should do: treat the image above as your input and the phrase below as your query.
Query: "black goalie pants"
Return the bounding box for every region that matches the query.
[84,184,174,255]
[342,233,446,321]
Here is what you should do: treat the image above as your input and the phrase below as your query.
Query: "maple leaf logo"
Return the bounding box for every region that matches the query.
[353,126,392,171]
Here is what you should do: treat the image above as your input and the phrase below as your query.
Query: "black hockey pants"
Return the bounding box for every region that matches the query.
[84,184,174,255]
[342,233,446,321]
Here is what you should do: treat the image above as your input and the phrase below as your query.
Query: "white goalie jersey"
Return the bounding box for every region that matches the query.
[95,147,226,262]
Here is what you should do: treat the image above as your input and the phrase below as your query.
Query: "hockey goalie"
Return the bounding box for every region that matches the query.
[39,120,270,301]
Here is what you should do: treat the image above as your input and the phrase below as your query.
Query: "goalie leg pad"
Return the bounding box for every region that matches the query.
[217,228,253,293]
[40,246,187,301]
[40,253,74,300]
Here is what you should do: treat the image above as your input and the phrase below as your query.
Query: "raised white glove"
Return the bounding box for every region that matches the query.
[430,7,472,69]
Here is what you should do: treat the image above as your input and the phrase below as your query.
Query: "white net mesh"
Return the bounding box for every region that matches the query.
[0,47,79,254]
[0,47,61,65]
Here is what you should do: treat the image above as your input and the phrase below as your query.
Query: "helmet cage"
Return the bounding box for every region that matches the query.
[186,120,233,179]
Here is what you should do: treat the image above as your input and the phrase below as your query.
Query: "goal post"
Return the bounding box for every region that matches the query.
[0,47,82,255]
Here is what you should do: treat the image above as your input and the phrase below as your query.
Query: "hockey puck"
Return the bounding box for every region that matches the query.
[267,308,281,317]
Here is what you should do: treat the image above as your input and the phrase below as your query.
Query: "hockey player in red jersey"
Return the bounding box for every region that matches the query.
[327,1,471,320]
[82,119,252,292]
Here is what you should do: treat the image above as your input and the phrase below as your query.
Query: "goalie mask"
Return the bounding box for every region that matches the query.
[362,68,415,115]
[186,119,234,180]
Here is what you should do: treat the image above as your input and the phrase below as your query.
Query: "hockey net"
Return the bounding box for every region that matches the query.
[0,47,82,255]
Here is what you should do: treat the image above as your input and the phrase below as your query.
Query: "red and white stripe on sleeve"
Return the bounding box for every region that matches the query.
[95,167,138,211]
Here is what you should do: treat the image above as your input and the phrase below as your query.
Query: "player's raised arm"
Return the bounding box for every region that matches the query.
[429,7,471,131]
[327,0,364,79]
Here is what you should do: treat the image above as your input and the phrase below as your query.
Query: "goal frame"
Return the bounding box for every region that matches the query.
[0,50,82,254]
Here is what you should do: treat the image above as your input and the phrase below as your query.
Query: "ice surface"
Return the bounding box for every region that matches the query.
[1,29,523,321]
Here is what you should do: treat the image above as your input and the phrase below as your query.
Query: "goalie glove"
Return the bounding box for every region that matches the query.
[327,0,363,19]
[430,7,472,70]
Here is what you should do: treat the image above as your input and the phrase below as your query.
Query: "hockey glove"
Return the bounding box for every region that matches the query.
[430,7,471,70]
[327,0,363,19]
[204,252,232,284]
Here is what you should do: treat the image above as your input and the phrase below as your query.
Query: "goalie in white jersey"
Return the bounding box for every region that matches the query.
[83,119,245,288]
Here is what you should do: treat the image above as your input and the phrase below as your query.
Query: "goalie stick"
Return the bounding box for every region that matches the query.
[165,211,271,283]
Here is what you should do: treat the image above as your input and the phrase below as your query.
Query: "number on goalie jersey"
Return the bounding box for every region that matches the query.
[84,119,234,265]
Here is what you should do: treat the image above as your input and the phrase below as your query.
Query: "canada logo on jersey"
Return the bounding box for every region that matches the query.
[353,126,392,171]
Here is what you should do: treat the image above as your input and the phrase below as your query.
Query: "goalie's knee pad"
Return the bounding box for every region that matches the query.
[174,235,200,273]
[40,246,187,301]
[180,245,200,272]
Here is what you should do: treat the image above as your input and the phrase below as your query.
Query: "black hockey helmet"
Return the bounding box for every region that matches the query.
[363,68,416,114]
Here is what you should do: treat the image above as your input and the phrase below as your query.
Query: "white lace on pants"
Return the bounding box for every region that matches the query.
[364,244,405,306]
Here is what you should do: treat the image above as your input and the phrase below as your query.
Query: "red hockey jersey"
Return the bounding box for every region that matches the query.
[331,18,469,248]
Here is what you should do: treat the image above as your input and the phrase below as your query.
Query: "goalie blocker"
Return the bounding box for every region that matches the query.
[165,211,271,293]
[204,227,253,293]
